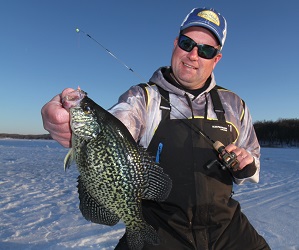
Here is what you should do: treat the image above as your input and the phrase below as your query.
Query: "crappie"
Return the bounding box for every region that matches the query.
[62,89,172,250]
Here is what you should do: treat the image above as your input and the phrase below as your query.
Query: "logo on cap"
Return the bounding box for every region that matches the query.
[197,10,220,26]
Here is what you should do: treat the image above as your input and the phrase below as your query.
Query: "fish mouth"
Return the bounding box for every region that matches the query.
[62,89,87,110]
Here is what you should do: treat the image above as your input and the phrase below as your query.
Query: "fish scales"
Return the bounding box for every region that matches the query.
[63,89,172,250]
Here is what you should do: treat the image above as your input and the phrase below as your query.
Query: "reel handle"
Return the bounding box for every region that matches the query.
[213,141,239,170]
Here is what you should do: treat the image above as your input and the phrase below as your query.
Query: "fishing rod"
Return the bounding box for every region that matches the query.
[75,28,239,170]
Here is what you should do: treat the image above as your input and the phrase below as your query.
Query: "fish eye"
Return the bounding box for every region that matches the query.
[83,105,93,114]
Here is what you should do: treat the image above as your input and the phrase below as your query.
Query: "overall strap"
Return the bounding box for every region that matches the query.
[156,85,171,121]
[139,83,227,122]
[209,86,226,122]
[138,83,171,121]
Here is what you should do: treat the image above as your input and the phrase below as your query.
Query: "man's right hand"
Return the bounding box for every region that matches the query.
[41,88,75,148]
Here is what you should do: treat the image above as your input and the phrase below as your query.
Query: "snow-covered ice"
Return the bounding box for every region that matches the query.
[0,139,298,249]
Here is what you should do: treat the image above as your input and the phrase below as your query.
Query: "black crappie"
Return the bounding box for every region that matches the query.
[62,89,172,250]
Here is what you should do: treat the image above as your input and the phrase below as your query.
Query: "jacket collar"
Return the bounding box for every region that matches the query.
[149,66,217,100]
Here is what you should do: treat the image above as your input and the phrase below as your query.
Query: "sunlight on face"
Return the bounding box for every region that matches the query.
[171,27,222,90]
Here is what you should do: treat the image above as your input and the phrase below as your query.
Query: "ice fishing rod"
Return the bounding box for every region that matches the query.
[75,28,239,170]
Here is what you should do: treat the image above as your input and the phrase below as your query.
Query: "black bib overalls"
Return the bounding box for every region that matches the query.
[115,87,270,250]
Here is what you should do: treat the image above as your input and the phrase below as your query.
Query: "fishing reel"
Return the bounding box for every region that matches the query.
[207,141,240,170]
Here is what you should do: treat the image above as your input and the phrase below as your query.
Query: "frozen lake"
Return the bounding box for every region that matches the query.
[0,139,298,249]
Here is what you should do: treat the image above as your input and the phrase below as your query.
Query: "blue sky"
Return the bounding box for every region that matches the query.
[1,0,299,135]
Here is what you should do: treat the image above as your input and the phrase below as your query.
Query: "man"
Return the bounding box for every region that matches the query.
[41,7,270,249]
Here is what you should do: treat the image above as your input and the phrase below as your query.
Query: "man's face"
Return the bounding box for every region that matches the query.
[171,26,222,90]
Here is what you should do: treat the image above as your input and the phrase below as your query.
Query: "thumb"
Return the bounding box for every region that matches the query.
[61,88,76,100]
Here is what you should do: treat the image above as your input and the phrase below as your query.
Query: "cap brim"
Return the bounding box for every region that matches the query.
[180,22,222,47]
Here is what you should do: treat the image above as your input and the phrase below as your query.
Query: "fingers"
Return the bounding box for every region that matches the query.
[50,129,72,148]
[41,88,75,148]
[41,94,69,128]
[225,144,253,170]
[61,88,76,100]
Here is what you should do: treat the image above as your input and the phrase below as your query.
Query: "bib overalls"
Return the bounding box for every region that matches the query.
[116,86,270,250]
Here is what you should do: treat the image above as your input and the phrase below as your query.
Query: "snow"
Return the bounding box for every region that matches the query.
[0,139,298,250]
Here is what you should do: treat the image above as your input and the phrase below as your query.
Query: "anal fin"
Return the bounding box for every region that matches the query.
[77,176,120,226]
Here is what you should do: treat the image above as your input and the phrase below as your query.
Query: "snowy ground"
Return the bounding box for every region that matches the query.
[0,139,298,250]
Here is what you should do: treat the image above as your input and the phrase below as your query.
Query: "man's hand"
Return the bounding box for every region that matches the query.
[41,88,75,147]
[224,144,254,171]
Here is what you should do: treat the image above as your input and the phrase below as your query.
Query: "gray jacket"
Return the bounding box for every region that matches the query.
[109,67,260,185]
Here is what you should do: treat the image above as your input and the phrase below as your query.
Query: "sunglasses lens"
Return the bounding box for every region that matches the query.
[178,35,218,59]
[197,45,218,59]
[178,35,195,52]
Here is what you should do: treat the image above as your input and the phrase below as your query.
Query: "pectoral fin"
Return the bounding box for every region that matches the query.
[64,148,75,171]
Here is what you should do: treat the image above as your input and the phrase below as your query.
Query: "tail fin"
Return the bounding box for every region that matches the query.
[126,222,160,250]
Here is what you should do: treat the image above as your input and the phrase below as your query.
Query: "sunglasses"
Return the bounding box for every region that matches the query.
[178,34,220,59]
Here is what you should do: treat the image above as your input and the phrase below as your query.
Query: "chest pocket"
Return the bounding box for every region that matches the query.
[207,86,239,144]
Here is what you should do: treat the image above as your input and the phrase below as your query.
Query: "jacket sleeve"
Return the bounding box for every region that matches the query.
[233,103,261,185]
[108,85,148,142]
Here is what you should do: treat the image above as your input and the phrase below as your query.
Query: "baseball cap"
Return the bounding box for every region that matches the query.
[180,7,227,48]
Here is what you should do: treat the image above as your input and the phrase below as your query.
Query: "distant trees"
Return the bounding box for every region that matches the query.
[254,119,299,147]
[0,133,52,140]
[1,119,299,148]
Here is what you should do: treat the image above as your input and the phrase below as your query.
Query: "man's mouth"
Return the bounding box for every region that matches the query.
[183,62,197,70]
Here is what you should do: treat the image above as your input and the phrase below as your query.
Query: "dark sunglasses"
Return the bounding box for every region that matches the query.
[178,34,220,59]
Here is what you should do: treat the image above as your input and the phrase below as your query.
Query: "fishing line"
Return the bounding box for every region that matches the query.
[75,28,214,142]
[76,28,172,101]
[75,28,240,170]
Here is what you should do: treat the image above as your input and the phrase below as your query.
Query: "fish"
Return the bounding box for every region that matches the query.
[62,88,172,250]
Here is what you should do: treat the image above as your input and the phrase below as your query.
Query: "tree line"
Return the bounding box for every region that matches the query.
[0,133,52,140]
[254,119,299,147]
[1,118,299,148]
